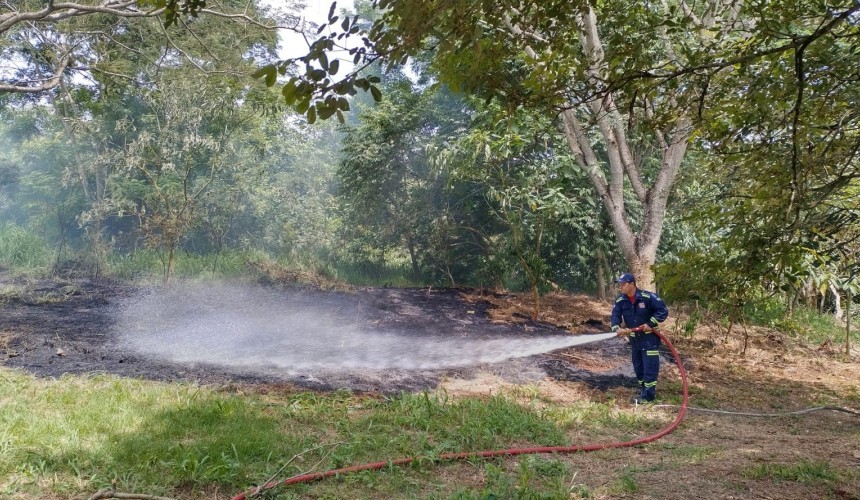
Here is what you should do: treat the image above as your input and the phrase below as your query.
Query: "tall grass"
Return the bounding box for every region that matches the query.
[331,260,424,287]
[0,223,52,271]
[745,297,859,346]
[106,249,259,281]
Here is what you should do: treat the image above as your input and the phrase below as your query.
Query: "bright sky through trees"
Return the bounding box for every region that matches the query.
[274,0,355,73]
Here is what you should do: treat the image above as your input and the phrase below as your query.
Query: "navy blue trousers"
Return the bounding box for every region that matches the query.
[631,337,660,401]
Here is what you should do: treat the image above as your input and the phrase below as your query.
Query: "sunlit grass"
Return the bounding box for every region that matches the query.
[447,459,592,499]
[745,298,859,346]
[0,367,647,499]
[742,460,841,485]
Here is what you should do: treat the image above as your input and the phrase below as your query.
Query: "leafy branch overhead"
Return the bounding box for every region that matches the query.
[257,1,860,122]
[0,0,296,94]
[253,1,382,124]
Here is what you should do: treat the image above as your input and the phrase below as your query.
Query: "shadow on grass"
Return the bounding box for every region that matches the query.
[7,389,325,498]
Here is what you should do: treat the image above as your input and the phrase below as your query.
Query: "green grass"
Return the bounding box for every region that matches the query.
[445,458,593,499]
[0,223,52,271]
[610,473,639,494]
[743,460,841,485]
[745,298,860,347]
[0,368,652,499]
[329,260,424,287]
[106,249,259,281]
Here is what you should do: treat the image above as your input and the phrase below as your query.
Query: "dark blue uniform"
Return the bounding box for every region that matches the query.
[611,288,669,401]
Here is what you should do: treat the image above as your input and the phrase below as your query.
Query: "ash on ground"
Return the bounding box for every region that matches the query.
[0,277,647,393]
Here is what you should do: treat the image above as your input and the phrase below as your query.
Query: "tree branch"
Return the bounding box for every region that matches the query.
[0,51,71,93]
[0,1,161,34]
[616,3,860,88]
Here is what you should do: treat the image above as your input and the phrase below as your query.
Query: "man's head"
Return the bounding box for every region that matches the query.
[616,273,636,294]
[616,273,636,284]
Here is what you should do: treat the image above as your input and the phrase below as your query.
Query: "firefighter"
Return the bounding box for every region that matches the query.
[610,273,669,403]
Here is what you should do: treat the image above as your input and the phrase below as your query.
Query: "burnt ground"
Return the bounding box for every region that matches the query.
[0,275,638,393]
[2,275,859,499]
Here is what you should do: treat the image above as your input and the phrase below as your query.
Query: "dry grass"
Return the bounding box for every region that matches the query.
[0,330,18,358]
[462,290,609,329]
[247,258,354,292]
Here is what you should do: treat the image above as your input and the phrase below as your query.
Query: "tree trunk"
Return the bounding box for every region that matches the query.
[596,247,608,301]
[407,237,420,281]
[847,286,853,355]
[629,260,657,293]
[830,283,843,321]
[165,243,176,284]
[505,8,691,289]
[556,8,690,292]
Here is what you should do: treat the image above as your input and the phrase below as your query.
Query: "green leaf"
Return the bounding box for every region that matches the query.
[310,69,327,81]
[307,105,317,124]
[370,85,382,102]
[281,80,298,106]
[252,65,276,87]
[329,59,340,75]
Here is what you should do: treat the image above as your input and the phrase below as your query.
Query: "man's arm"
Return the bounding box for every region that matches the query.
[611,298,629,336]
[646,294,669,329]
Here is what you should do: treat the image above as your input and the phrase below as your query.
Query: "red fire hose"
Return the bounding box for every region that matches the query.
[232,331,688,500]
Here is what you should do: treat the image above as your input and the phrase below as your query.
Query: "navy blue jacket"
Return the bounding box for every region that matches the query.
[611,288,669,335]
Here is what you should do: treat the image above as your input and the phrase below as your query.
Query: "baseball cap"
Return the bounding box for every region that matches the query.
[615,273,636,284]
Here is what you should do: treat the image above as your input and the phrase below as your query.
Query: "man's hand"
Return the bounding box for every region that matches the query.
[616,328,631,337]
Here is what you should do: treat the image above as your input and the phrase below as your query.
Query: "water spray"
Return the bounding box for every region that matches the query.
[116,285,620,372]
[230,330,689,500]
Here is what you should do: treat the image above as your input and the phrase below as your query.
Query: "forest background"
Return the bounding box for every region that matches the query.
[1,0,858,345]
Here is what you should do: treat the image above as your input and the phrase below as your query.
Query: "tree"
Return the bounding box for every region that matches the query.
[259,1,697,290]
[662,0,860,325]
[1,0,285,281]
[259,0,860,291]
[338,76,435,279]
[436,98,608,310]
[0,0,300,94]
[0,106,89,272]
